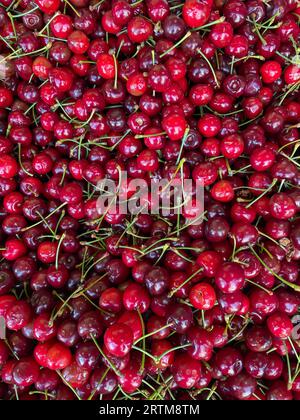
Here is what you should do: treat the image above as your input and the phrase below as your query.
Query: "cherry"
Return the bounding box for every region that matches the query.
[221,134,244,159]
[50,14,73,39]
[0,87,13,108]
[35,0,60,14]
[162,114,188,141]
[213,347,243,378]
[198,114,222,137]
[167,303,193,334]
[264,354,283,381]
[123,283,151,312]
[56,319,79,347]
[267,312,293,339]
[193,162,218,186]
[5,301,32,331]
[226,372,257,400]
[77,311,103,340]
[0,341,9,366]
[12,358,40,387]
[269,193,297,220]
[144,267,169,297]
[35,369,59,392]
[197,250,222,277]
[99,288,123,313]
[284,64,300,85]
[0,155,18,179]
[210,22,234,48]
[33,313,57,342]
[183,0,210,28]
[46,342,72,370]
[104,323,134,358]
[189,282,216,310]
[137,149,159,172]
[67,31,89,54]
[74,342,99,370]
[245,326,273,353]
[112,1,133,25]
[171,353,202,389]
[62,362,90,389]
[90,366,118,395]
[260,61,282,84]
[118,356,143,393]
[211,180,234,203]
[215,262,245,294]
[128,17,153,43]
[186,326,213,361]
[266,382,293,401]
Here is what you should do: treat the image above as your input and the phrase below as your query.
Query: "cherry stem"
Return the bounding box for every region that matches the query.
[168,267,203,298]
[197,48,220,88]
[134,323,173,345]
[246,178,278,208]
[246,278,273,295]
[55,233,66,270]
[55,370,82,400]
[90,334,122,377]
[250,245,300,292]
[21,202,67,232]
[160,31,192,59]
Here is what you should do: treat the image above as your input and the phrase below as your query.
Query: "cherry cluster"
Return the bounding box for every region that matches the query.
[0,0,299,401]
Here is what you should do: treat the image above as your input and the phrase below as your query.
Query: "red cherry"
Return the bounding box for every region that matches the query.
[5,301,32,331]
[211,180,235,202]
[260,61,282,84]
[3,239,27,261]
[96,54,116,79]
[0,155,18,179]
[50,14,73,39]
[112,0,133,26]
[284,64,300,85]
[171,353,202,389]
[198,114,222,137]
[67,31,89,54]
[12,358,40,386]
[46,342,73,370]
[220,134,244,159]
[35,0,60,14]
[104,323,134,358]
[162,114,188,141]
[267,312,293,339]
[189,282,216,310]
[0,87,13,108]
[183,0,211,29]
[128,17,153,43]
[209,22,234,48]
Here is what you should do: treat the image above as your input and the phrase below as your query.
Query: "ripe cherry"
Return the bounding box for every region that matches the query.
[0,155,18,179]
[171,353,202,389]
[12,358,40,387]
[46,342,72,370]
[215,262,245,294]
[162,114,188,141]
[189,282,216,310]
[267,312,293,339]
[5,301,32,331]
[183,0,210,28]
[211,180,234,203]
[104,323,134,358]
[128,17,153,43]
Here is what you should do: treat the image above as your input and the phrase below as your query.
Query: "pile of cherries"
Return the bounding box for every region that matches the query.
[0,0,299,401]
